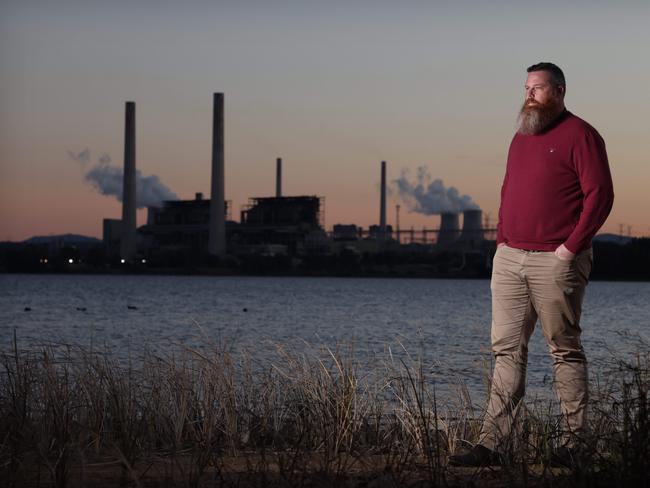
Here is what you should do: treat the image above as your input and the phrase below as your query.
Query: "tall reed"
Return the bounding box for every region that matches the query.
[1,336,648,487]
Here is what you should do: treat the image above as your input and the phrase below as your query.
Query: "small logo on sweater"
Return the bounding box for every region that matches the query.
[549,147,556,153]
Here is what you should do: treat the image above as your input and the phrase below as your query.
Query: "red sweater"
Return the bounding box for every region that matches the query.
[496,110,614,254]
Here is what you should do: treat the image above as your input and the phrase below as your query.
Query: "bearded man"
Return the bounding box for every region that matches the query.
[449,62,614,467]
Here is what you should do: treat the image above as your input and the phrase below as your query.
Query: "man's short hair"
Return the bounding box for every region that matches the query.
[527,62,566,88]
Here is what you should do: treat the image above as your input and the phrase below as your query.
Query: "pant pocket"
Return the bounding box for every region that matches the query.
[552,255,580,293]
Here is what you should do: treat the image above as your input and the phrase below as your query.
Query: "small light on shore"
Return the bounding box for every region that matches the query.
[121,259,126,264]
[68,258,74,264]
[141,259,147,264]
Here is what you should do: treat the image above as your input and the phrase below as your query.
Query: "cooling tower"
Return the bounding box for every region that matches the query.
[460,209,484,244]
[120,101,137,261]
[276,157,282,197]
[437,212,460,245]
[379,161,387,240]
[208,93,226,256]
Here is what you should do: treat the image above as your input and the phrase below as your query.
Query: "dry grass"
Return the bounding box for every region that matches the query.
[1,332,648,487]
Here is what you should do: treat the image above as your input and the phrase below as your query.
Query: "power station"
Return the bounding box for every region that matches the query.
[102,93,493,264]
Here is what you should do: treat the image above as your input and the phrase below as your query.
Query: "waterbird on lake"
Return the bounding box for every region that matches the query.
[127,305,138,310]
[76,307,87,312]
[24,307,31,312]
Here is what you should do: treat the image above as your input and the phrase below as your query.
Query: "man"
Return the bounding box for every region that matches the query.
[449,62,614,467]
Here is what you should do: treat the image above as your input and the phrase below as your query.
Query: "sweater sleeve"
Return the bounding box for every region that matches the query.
[563,128,614,254]
[496,165,509,245]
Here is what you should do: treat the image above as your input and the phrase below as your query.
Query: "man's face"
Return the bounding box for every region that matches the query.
[523,71,564,110]
[517,70,565,134]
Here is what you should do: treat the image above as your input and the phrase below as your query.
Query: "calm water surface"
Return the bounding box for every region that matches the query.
[1,274,648,402]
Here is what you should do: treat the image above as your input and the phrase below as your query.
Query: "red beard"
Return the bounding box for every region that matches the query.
[517,98,563,135]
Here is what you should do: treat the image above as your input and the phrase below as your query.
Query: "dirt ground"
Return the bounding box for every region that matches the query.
[6,452,584,488]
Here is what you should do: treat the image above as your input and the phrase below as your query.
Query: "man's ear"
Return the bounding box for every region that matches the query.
[557,85,566,97]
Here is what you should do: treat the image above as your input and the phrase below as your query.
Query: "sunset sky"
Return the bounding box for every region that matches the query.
[1,0,648,241]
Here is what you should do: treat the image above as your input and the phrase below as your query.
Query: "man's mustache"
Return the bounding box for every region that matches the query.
[522,99,543,112]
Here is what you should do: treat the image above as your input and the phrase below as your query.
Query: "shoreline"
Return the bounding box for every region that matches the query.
[3,269,650,282]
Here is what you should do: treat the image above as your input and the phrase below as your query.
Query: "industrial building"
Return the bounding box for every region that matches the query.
[237,196,325,254]
[100,94,494,268]
[332,224,360,241]
[137,193,233,255]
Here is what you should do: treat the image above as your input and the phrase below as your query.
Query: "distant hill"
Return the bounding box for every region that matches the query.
[21,234,102,245]
[593,233,633,245]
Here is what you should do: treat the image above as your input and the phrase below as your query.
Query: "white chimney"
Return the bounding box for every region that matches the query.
[379,160,387,240]
[208,93,226,256]
[120,101,137,261]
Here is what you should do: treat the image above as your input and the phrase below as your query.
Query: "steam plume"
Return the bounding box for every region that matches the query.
[69,149,178,208]
[68,149,90,166]
[393,166,479,214]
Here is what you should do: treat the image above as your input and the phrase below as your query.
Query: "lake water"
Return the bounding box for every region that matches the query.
[1,274,648,403]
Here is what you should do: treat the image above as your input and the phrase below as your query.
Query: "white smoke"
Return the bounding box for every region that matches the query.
[393,166,480,214]
[98,153,111,165]
[69,149,178,208]
[68,148,91,166]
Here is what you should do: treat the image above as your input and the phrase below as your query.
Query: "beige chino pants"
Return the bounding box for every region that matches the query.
[480,244,593,451]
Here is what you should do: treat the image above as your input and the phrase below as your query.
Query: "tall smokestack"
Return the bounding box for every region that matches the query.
[208,93,226,256]
[120,101,137,261]
[276,157,282,197]
[379,160,387,240]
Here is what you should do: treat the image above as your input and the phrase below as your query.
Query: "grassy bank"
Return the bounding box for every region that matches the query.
[1,336,648,487]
